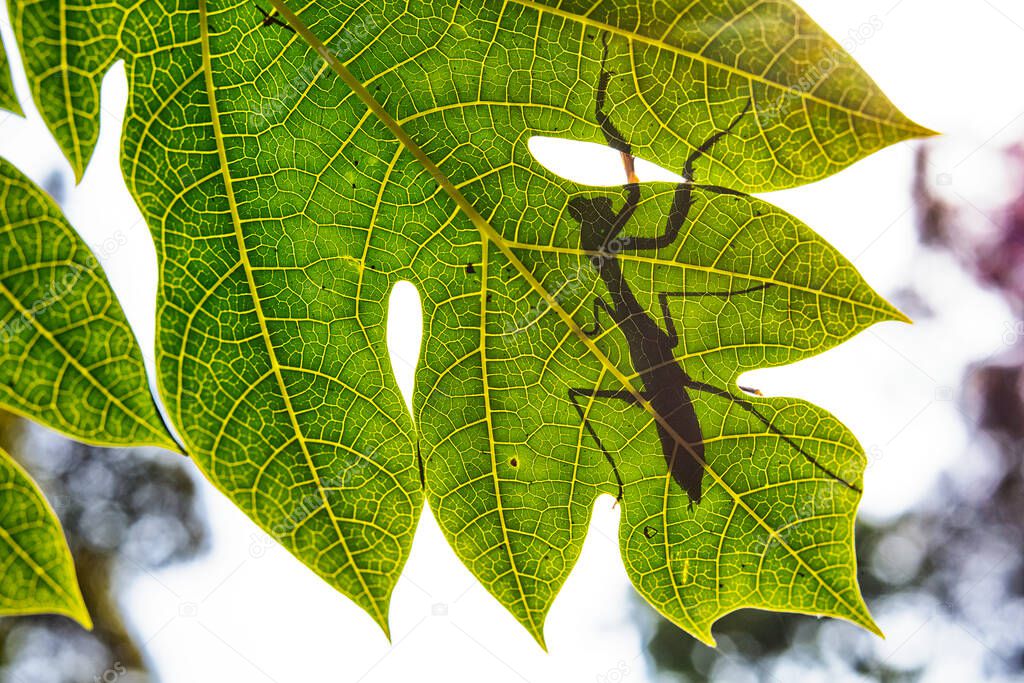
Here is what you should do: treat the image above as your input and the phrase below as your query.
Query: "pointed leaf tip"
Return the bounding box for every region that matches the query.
[0,447,91,628]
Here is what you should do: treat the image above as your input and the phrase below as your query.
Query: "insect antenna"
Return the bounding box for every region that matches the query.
[596,33,638,184]
[682,98,753,182]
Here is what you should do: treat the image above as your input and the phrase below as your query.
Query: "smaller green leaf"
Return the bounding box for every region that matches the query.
[0,157,176,450]
[6,0,123,179]
[0,444,90,628]
[0,34,22,116]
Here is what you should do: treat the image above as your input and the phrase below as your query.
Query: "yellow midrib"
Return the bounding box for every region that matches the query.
[198,0,385,629]
[479,239,543,641]
[269,0,867,625]
[57,0,84,179]
[505,239,904,321]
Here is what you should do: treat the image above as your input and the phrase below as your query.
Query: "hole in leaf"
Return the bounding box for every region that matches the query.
[386,281,422,413]
[527,135,683,187]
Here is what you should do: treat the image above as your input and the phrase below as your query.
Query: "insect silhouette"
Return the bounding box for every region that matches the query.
[256,5,295,32]
[566,38,861,505]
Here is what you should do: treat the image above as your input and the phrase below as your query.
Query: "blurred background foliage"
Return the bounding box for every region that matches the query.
[0,415,206,683]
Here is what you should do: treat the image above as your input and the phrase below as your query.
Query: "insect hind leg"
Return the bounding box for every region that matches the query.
[569,387,639,500]
[681,378,862,494]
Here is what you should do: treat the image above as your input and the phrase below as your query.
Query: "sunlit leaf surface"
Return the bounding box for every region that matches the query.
[6,0,928,642]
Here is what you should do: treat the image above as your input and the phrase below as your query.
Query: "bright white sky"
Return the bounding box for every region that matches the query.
[1,1,1022,681]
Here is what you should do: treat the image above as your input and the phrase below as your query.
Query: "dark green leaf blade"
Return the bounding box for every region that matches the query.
[7,0,127,179]
[144,1,424,632]
[8,0,932,192]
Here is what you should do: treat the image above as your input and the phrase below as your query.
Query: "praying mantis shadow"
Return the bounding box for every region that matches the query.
[566,36,860,506]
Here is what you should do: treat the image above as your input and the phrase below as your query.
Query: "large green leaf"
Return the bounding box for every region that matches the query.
[0,443,90,627]
[0,157,175,449]
[7,0,928,644]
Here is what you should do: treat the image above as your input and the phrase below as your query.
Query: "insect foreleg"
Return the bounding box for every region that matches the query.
[569,387,640,500]
[610,182,641,238]
[614,98,754,252]
[680,378,861,494]
[615,183,694,252]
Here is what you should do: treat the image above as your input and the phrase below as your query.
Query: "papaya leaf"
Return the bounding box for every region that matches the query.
[7,0,929,644]
[0,33,20,115]
[0,157,176,450]
[0,443,91,628]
